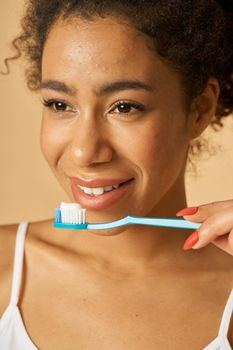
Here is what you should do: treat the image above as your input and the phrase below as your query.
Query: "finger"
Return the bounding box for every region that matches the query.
[177,199,233,223]
[211,229,233,256]
[190,206,233,249]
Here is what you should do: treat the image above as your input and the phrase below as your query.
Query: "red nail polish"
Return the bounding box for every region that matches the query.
[176,206,199,216]
[183,231,199,250]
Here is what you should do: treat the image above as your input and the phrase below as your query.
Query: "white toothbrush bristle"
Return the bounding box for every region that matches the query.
[82,209,86,224]
[78,210,82,224]
[60,202,86,224]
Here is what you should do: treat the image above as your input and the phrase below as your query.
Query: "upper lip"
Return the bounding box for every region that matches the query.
[69,176,133,188]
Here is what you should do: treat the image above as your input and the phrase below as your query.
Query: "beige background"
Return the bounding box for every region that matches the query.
[0,0,233,225]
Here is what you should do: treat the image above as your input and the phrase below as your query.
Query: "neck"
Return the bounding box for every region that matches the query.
[48,172,197,276]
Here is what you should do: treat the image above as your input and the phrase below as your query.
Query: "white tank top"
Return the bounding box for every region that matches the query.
[0,222,232,349]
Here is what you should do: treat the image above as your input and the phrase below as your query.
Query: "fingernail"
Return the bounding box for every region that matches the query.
[183,231,199,250]
[176,206,199,216]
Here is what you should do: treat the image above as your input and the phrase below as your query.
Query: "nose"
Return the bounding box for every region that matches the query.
[69,116,113,168]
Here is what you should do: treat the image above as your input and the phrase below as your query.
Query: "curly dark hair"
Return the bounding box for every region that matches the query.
[1,0,233,174]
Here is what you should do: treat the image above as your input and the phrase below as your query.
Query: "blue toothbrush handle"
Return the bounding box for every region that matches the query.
[127,216,201,230]
[54,207,201,230]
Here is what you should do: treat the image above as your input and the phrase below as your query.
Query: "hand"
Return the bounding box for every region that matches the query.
[176,200,233,256]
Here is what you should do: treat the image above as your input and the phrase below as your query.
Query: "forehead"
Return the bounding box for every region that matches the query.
[42,16,166,83]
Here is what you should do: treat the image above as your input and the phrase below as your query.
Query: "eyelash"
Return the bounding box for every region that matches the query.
[41,99,73,114]
[41,98,145,118]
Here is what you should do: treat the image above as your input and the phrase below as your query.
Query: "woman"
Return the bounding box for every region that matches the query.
[0,0,233,349]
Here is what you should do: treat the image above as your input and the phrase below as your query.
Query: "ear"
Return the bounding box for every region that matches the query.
[187,77,220,140]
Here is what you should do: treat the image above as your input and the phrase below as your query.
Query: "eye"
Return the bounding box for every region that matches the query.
[110,101,145,117]
[41,98,73,113]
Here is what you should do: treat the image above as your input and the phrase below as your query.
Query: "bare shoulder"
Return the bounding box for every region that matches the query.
[0,223,19,274]
[0,219,57,318]
[0,223,19,317]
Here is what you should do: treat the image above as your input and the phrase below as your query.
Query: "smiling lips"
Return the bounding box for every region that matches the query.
[69,176,134,210]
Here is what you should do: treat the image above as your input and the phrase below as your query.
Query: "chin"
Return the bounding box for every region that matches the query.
[87,227,132,237]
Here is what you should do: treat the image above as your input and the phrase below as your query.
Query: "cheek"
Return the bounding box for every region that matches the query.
[39,115,69,166]
[132,115,189,181]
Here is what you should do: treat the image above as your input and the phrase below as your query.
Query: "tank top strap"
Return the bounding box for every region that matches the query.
[218,288,233,338]
[9,222,29,307]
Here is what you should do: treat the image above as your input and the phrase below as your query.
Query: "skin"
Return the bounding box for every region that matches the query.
[0,15,232,350]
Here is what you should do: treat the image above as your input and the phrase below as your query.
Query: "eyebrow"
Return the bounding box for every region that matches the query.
[40,80,77,96]
[96,80,154,95]
[40,79,154,96]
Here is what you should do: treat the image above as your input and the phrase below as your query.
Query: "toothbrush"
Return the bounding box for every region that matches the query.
[53,202,201,230]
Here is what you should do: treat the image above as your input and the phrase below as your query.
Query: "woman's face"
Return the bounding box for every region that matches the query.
[40,16,194,224]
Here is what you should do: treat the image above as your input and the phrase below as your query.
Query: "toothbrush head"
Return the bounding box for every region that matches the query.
[54,202,88,229]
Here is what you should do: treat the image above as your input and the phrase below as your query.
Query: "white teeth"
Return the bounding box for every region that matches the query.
[79,186,92,195]
[92,187,104,196]
[78,183,120,196]
[104,185,113,192]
